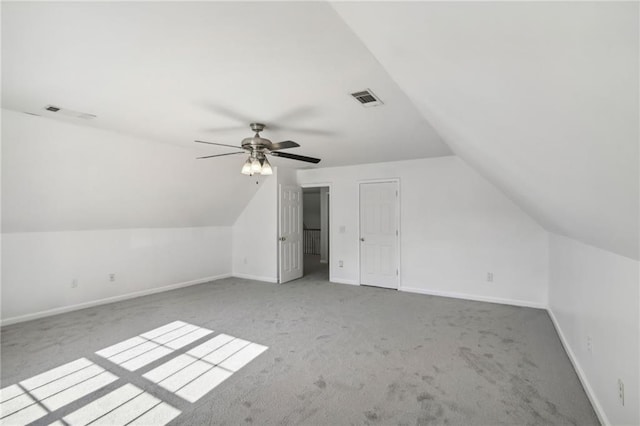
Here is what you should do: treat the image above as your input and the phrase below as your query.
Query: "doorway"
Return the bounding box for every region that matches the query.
[302,186,330,281]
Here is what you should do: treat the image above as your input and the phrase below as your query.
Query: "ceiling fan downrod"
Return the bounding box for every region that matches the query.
[249,122,266,134]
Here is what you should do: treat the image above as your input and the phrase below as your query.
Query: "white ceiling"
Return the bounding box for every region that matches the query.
[1,1,450,170]
[333,1,639,260]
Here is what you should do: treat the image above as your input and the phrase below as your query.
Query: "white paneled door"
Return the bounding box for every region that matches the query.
[279,185,303,283]
[359,181,399,289]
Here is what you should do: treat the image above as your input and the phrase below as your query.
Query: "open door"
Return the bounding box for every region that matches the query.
[279,184,303,283]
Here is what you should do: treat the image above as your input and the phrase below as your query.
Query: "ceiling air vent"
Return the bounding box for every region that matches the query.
[43,104,96,120]
[350,89,383,107]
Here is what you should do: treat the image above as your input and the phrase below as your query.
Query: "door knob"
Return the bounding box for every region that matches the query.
[360,237,365,242]
[279,237,286,241]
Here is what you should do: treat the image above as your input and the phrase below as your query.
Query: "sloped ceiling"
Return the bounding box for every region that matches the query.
[2,109,265,231]
[1,1,449,167]
[333,1,639,260]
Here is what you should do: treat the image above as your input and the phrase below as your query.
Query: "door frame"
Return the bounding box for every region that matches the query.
[357,178,401,289]
[300,182,333,282]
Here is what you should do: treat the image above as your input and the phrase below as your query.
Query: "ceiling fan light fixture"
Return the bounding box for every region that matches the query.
[195,122,321,174]
[241,157,252,175]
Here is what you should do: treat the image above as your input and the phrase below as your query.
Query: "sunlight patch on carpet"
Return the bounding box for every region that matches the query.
[1,321,267,425]
[144,333,268,402]
[96,321,213,371]
[0,358,117,424]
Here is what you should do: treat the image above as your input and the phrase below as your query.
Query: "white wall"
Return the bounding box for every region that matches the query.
[231,174,278,282]
[298,156,549,307]
[549,234,639,426]
[1,109,259,324]
[231,167,298,282]
[1,227,232,324]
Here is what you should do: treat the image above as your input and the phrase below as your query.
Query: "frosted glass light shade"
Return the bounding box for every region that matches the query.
[261,158,273,175]
[250,157,262,174]
[241,158,252,175]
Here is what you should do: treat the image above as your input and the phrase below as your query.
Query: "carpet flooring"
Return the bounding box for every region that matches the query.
[1,257,598,425]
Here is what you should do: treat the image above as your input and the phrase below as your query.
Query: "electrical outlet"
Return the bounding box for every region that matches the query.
[618,379,625,406]
[339,260,344,268]
[71,279,78,288]
[587,336,593,354]
[109,273,116,282]
[487,272,494,282]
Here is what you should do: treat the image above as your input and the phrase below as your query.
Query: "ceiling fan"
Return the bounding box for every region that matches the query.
[195,123,321,176]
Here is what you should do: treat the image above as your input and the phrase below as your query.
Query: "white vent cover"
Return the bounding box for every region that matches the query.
[350,89,383,107]
[43,105,96,120]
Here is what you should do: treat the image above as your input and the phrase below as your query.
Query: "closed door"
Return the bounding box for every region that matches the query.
[359,181,399,289]
[279,185,303,283]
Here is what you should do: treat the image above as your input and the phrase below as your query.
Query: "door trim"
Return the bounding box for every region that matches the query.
[300,182,333,282]
[357,178,401,289]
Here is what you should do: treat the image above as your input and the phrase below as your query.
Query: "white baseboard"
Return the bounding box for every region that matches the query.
[231,273,278,283]
[330,278,359,286]
[547,309,608,426]
[0,273,232,327]
[400,286,546,309]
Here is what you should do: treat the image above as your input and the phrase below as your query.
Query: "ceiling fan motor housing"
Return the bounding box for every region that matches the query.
[241,136,272,150]
[242,123,273,151]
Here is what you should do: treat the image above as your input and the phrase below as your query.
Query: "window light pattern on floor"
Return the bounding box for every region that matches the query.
[143,333,268,402]
[96,321,213,371]
[61,383,180,426]
[0,321,267,426]
[0,358,117,425]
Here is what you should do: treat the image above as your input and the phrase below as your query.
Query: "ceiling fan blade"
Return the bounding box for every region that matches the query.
[270,151,321,164]
[265,123,335,137]
[270,140,300,150]
[194,140,243,149]
[286,127,336,137]
[198,103,255,125]
[201,126,247,133]
[272,106,318,123]
[196,151,245,159]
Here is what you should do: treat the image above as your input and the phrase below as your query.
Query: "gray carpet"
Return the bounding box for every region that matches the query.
[1,257,598,425]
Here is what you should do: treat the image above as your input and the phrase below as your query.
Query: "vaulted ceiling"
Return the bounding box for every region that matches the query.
[1,2,449,167]
[332,1,638,260]
[2,2,637,259]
